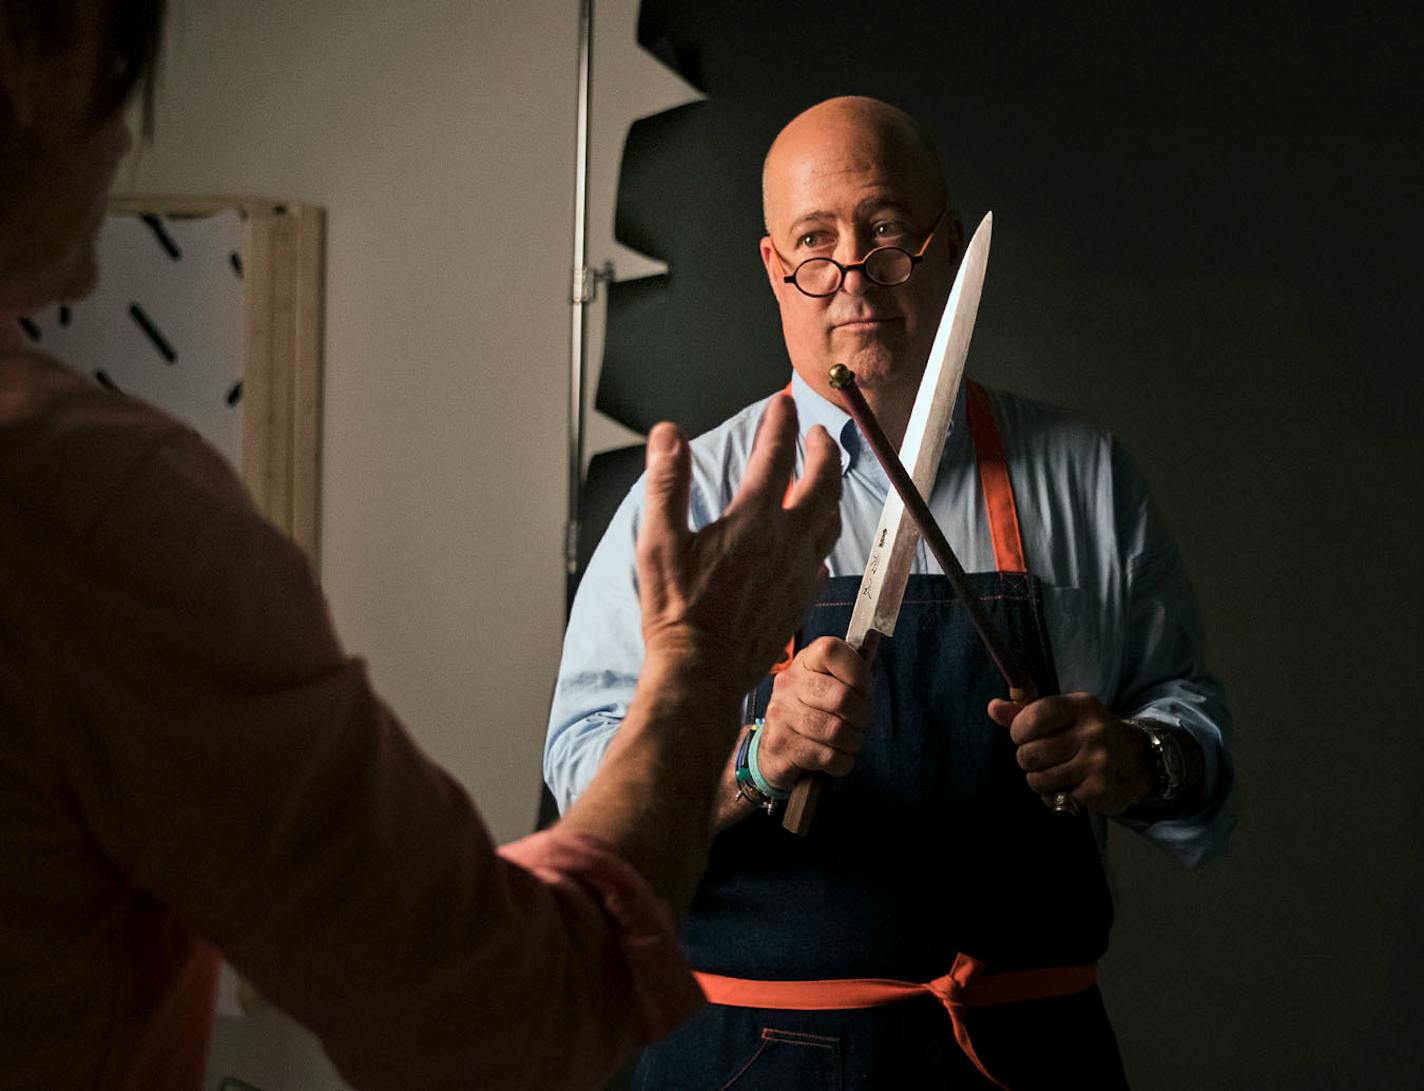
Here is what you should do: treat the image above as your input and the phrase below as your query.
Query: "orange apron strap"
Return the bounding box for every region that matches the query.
[932,953,1098,1089]
[695,955,1097,1091]
[694,971,924,1011]
[965,380,1028,576]
[770,381,799,673]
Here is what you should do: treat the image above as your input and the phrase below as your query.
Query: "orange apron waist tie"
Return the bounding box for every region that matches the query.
[694,953,1096,1091]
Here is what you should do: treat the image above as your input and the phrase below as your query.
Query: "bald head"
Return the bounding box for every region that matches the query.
[756,96,961,433]
[762,96,947,232]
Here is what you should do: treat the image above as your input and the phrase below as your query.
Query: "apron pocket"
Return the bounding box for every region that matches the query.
[715,1028,841,1090]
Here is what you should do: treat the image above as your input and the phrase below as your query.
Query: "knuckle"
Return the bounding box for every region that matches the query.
[795,711,826,741]
[772,667,806,697]
[808,673,841,706]
[818,716,850,746]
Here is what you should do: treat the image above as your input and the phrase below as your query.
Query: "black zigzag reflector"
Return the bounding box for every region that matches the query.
[599,0,1024,439]
[600,100,787,437]
[606,0,1424,446]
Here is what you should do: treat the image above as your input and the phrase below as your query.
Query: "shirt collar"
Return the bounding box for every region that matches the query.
[789,369,853,475]
[787,367,969,478]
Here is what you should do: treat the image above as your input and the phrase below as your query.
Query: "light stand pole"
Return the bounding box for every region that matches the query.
[567,0,613,594]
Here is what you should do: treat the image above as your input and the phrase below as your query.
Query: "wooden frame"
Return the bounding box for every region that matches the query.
[107,195,325,565]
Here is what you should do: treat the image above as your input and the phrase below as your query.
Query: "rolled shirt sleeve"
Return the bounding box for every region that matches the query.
[499,829,704,1043]
[545,487,647,814]
[1105,443,1236,867]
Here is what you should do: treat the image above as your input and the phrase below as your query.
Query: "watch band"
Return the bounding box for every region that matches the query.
[1127,718,1185,803]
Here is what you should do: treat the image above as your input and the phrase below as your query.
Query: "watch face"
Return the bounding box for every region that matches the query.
[1148,725,1185,801]
[1163,736,1186,785]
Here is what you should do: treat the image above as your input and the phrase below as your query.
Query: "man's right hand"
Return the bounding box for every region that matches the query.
[753,636,873,789]
[636,393,842,699]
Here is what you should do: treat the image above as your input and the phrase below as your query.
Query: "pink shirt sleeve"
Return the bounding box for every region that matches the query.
[17,390,699,1089]
[499,830,705,1044]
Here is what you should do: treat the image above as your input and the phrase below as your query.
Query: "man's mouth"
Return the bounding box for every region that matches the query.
[833,315,898,332]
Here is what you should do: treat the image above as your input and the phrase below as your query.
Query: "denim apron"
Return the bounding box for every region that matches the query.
[633,384,1128,1090]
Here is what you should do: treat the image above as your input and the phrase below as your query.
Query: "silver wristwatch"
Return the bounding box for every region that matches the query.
[1128,719,1185,803]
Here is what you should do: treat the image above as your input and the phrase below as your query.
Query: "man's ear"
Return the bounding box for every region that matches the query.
[947,213,966,257]
[759,236,783,298]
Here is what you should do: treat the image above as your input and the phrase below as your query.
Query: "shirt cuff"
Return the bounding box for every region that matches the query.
[498,828,704,1041]
[1117,707,1236,868]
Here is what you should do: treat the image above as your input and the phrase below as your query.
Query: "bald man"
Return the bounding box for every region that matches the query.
[547,97,1235,1087]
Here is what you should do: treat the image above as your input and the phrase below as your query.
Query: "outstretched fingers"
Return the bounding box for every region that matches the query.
[636,422,691,577]
[786,424,842,553]
[727,394,800,517]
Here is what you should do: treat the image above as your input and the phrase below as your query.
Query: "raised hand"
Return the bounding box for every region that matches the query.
[636,393,841,698]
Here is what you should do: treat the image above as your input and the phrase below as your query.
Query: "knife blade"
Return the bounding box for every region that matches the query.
[782,211,994,834]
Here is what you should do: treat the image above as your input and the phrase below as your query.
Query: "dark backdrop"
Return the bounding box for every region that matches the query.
[581,2,1422,1085]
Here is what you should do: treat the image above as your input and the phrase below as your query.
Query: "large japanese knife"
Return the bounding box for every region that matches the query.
[782,211,993,835]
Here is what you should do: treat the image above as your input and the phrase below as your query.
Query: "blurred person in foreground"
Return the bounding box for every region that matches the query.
[0,2,843,1088]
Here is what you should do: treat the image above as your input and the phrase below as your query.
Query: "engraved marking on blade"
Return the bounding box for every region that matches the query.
[859,528,890,599]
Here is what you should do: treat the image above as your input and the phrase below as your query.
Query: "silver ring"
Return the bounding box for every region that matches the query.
[1048,791,1080,817]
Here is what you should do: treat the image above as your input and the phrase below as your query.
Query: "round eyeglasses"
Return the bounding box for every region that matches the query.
[770,212,945,298]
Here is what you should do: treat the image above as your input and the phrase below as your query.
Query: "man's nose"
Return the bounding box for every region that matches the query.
[835,238,877,296]
[839,268,870,296]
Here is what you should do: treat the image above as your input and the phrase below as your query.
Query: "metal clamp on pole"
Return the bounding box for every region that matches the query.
[571,261,616,305]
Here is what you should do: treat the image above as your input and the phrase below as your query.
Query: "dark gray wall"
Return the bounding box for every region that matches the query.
[600,1,1422,1084]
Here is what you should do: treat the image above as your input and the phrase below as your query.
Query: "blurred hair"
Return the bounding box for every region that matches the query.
[2,0,166,135]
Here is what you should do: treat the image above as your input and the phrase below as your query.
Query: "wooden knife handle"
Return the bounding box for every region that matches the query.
[782,773,824,836]
[781,631,881,836]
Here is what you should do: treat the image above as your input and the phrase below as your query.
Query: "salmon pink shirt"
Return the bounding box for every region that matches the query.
[0,350,701,1090]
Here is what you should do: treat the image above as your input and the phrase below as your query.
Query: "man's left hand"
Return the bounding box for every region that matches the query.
[986,693,1152,815]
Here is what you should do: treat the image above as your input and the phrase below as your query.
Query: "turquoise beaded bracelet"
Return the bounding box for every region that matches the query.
[733,719,790,813]
[748,718,791,801]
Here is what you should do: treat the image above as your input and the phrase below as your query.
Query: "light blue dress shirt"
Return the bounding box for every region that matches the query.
[545,371,1235,868]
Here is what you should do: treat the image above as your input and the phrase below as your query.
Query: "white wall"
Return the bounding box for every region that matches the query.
[125,0,579,846]
[126,0,570,844]
[116,2,689,1087]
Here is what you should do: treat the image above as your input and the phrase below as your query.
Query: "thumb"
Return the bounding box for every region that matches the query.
[986,698,1023,728]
